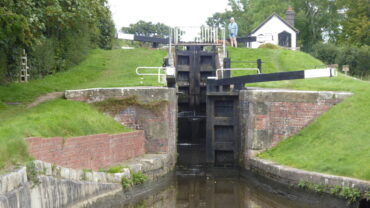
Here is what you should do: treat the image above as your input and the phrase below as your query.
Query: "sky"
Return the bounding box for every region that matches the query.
[108,0,230,31]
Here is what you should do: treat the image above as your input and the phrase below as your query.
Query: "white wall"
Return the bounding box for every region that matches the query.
[250,16,297,50]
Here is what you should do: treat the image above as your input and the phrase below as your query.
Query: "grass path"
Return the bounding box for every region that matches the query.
[26,92,64,108]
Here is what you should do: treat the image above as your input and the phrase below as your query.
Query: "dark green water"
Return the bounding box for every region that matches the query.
[87,173,350,208]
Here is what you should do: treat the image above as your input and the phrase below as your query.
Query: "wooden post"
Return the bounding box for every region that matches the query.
[342,65,349,75]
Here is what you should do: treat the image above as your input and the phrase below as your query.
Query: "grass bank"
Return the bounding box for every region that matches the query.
[0,99,130,170]
[228,48,370,181]
[0,48,165,170]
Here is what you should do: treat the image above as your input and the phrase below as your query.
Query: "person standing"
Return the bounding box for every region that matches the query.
[228,17,238,47]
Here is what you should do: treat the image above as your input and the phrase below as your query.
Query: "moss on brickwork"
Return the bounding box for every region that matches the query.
[92,95,168,115]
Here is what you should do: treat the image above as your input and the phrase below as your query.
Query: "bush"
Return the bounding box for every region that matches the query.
[311,43,370,78]
[132,172,148,185]
[258,43,280,49]
[0,50,7,85]
[312,42,340,64]
[336,45,370,78]
[30,38,57,78]
[121,177,133,189]
[0,0,116,82]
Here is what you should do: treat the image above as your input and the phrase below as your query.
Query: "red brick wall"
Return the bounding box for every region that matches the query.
[260,102,333,146]
[113,105,170,153]
[26,131,145,170]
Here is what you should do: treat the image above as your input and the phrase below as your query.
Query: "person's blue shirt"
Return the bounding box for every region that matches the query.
[228,22,238,37]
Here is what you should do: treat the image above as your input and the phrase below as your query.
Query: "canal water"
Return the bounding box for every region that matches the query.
[87,141,350,208]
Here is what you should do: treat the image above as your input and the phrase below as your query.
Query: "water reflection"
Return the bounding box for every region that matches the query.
[87,140,348,208]
[101,174,340,208]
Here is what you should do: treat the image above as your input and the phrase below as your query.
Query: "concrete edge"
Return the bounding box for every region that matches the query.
[32,153,173,184]
[249,157,370,192]
[0,167,27,195]
[245,88,354,95]
[0,153,174,207]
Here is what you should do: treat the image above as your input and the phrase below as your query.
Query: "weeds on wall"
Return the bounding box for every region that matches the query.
[26,162,40,187]
[297,180,362,204]
[120,171,148,190]
[92,96,168,116]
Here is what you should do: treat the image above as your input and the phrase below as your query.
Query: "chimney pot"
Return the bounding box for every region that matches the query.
[285,6,295,27]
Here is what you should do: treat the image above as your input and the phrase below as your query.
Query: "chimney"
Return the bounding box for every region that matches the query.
[285,6,295,27]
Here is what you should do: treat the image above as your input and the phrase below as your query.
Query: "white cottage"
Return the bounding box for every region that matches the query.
[247,8,299,50]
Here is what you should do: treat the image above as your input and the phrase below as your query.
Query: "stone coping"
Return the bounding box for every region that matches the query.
[66,87,168,92]
[245,87,353,95]
[0,154,173,195]
[0,167,27,195]
[250,157,370,192]
[65,87,176,103]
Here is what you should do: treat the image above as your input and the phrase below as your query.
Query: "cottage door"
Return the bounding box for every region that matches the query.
[278,31,291,47]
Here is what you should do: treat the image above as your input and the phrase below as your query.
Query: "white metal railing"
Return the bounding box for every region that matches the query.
[216,68,261,79]
[135,67,166,83]
[169,26,227,61]
[170,26,222,44]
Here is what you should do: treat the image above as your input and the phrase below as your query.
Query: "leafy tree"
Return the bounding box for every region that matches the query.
[0,0,116,84]
[206,0,342,51]
[337,0,370,46]
[121,21,170,38]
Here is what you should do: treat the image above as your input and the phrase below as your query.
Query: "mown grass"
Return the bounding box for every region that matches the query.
[255,75,370,180]
[0,99,130,170]
[227,48,370,180]
[0,47,369,181]
[229,48,324,76]
[0,48,165,105]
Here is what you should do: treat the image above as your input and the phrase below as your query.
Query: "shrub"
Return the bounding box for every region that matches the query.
[311,43,370,79]
[26,162,40,186]
[0,50,7,85]
[0,0,116,82]
[121,177,133,189]
[336,45,370,78]
[30,38,57,78]
[258,43,280,49]
[132,172,148,185]
[340,186,361,204]
[311,42,340,64]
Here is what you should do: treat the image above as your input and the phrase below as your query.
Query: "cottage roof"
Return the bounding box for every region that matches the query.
[249,13,299,35]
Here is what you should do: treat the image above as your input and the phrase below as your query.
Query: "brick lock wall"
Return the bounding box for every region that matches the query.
[113,105,170,153]
[239,89,352,164]
[256,101,333,147]
[65,88,178,158]
[26,131,145,170]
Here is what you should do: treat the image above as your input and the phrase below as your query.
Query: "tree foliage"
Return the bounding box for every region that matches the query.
[0,0,116,84]
[207,0,369,77]
[206,0,362,50]
[337,0,370,46]
[121,21,170,38]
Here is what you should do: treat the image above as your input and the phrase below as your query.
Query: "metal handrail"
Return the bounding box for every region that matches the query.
[135,67,166,83]
[216,68,261,79]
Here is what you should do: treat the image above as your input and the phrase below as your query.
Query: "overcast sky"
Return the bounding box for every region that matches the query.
[108,0,230,30]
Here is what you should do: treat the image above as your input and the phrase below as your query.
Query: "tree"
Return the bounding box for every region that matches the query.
[337,0,370,46]
[121,21,170,38]
[206,0,342,51]
[0,0,116,83]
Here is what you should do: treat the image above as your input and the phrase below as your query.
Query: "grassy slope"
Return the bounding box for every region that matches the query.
[0,48,165,170]
[1,47,368,180]
[0,48,165,105]
[0,99,130,169]
[228,48,370,180]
